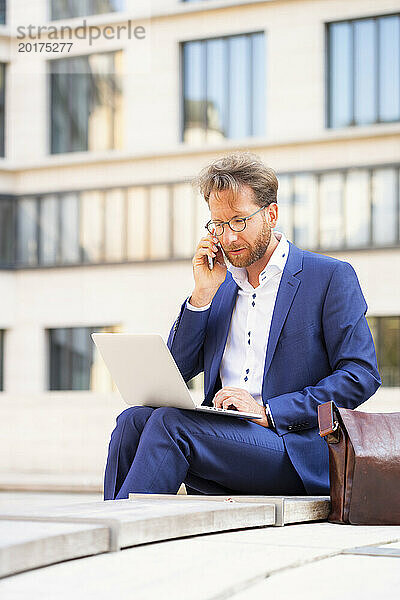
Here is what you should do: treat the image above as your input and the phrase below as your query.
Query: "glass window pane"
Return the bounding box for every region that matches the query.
[127,187,148,260]
[293,175,318,249]
[371,169,397,245]
[379,317,400,387]
[319,173,344,249]
[0,0,6,25]
[379,16,400,122]
[51,52,121,154]
[228,35,251,138]
[206,39,227,142]
[105,189,125,262]
[49,328,69,390]
[71,328,91,390]
[80,191,104,262]
[354,19,377,125]
[51,0,123,20]
[329,22,352,127]
[344,170,370,247]
[252,32,266,136]
[183,42,206,144]
[149,186,170,259]
[276,176,293,240]
[60,193,80,263]
[172,183,195,258]
[0,199,14,265]
[39,195,59,265]
[17,198,38,266]
[195,189,211,241]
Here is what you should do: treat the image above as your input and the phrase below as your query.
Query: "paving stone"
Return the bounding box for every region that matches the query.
[0,498,275,551]
[0,530,337,599]
[231,554,400,600]
[128,494,331,526]
[0,520,109,579]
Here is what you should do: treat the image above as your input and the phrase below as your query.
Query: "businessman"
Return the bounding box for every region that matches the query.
[104,152,381,500]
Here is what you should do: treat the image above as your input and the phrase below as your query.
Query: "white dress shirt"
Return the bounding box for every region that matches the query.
[187,231,289,425]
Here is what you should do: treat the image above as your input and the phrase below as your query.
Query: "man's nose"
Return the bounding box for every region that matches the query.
[221,227,239,246]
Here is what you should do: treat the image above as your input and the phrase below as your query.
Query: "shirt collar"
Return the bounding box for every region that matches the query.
[227,231,289,290]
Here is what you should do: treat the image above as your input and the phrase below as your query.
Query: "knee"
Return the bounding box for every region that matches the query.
[147,407,188,435]
[113,406,154,436]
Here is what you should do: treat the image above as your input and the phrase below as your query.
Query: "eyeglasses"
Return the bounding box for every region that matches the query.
[205,205,267,237]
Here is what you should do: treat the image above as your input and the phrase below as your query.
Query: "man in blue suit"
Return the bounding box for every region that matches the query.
[104,152,381,500]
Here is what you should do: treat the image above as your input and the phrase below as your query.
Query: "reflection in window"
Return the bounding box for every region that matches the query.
[149,186,170,259]
[328,15,400,127]
[81,191,104,262]
[51,0,124,20]
[183,32,265,142]
[276,176,293,241]
[372,169,397,245]
[293,175,318,249]
[105,189,125,262]
[60,193,80,263]
[48,325,120,391]
[127,187,148,260]
[0,329,4,391]
[319,173,344,249]
[0,1,5,25]
[367,316,400,387]
[50,51,122,154]
[0,198,14,266]
[344,170,369,247]
[172,183,195,258]
[17,198,39,266]
[39,195,59,265]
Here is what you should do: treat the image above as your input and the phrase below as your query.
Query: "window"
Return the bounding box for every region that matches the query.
[48,325,120,391]
[0,63,5,157]
[0,1,5,25]
[367,317,400,387]
[17,198,39,266]
[50,51,122,154]
[0,197,14,266]
[276,165,400,251]
[328,14,400,127]
[51,0,124,20]
[0,330,4,391]
[182,32,266,143]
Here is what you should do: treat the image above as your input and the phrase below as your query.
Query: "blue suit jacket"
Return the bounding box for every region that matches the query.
[167,241,381,494]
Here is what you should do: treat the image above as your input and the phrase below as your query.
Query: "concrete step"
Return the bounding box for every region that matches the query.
[0,520,109,579]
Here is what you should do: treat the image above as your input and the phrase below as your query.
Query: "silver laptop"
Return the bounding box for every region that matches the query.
[92,333,261,420]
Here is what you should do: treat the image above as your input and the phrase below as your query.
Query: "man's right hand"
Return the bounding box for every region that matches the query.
[189,234,227,308]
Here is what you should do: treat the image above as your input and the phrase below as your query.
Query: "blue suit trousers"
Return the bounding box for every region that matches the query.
[103,406,306,500]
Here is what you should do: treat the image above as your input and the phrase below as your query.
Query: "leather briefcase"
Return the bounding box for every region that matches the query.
[318,401,400,525]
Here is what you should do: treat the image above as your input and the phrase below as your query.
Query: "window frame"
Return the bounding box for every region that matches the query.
[326,13,400,129]
[180,30,266,143]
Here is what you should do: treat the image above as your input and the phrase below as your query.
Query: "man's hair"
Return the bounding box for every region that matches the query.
[194,152,278,208]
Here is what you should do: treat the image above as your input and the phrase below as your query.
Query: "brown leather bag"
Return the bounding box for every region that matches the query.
[318,401,400,525]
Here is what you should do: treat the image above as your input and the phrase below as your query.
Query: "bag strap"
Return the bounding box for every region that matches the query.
[318,401,339,437]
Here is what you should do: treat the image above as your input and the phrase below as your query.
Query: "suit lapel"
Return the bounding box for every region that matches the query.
[262,242,304,390]
[205,277,238,403]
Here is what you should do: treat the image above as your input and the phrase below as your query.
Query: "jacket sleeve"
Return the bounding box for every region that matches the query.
[268,261,381,436]
[167,298,211,382]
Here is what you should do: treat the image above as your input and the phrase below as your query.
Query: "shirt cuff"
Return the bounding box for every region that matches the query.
[265,403,276,429]
[186,298,212,312]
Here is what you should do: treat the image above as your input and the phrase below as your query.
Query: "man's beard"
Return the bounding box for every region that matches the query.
[224,219,272,268]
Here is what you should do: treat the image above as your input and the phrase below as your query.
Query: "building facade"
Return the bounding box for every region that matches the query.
[0,0,399,490]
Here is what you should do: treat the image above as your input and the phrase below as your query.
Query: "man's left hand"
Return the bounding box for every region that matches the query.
[213,387,269,427]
